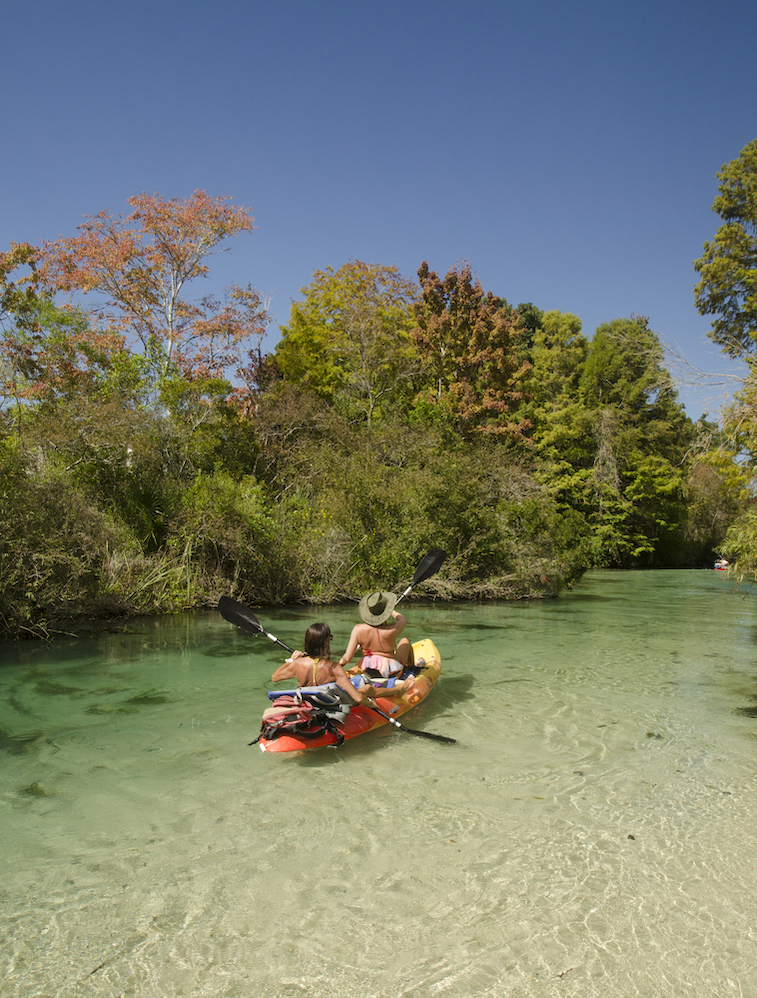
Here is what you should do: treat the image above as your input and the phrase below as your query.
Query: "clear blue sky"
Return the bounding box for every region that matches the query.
[3,0,756,418]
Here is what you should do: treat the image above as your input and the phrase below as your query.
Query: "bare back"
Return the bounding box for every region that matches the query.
[295,655,341,687]
[354,622,400,656]
[271,652,363,703]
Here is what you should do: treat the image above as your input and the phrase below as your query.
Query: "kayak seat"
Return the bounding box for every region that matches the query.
[268,685,349,711]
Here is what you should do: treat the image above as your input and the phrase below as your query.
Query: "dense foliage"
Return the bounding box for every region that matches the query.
[694,139,757,578]
[694,139,757,358]
[0,193,746,638]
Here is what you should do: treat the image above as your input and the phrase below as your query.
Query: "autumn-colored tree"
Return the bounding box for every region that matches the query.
[39,191,268,383]
[412,262,530,439]
[276,261,419,423]
[1,243,123,420]
[1,243,41,329]
[1,243,42,413]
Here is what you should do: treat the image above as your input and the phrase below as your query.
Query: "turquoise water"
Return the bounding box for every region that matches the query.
[2,569,757,997]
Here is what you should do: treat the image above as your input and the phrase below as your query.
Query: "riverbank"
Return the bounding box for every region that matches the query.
[2,565,572,641]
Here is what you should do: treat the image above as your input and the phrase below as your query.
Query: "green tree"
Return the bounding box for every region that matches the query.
[704,370,757,573]
[526,315,697,566]
[1,243,42,330]
[521,312,594,519]
[694,139,757,357]
[522,311,587,423]
[579,318,695,564]
[2,243,47,417]
[275,261,419,422]
[1,246,137,469]
[580,316,670,413]
[683,443,745,562]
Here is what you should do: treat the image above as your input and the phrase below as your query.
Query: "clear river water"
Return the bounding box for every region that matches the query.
[2,569,757,998]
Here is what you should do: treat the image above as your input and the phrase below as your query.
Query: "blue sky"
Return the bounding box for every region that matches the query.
[3,0,756,418]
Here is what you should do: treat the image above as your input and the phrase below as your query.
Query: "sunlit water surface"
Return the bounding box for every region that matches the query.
[2,570,757,998]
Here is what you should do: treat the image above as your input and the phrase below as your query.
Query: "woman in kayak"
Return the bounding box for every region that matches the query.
[338,590,417,680]
[271,622,413,702]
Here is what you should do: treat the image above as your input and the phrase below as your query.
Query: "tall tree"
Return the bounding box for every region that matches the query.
[1,242,41,331]
[694,139,757,357]
[524,310,587,412]
[275,261,419,423]
[1,243,43,416]
[522,311,593,506]
[578,317,694,565]
[39,191,268,383]
[412,262,530,439]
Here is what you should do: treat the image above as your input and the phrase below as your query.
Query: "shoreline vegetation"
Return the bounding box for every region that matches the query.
[0,387,729,641]
[0,420,587,641]
[1,191,748,640]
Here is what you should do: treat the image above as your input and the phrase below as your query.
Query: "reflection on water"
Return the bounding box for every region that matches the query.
[2,570,757,997]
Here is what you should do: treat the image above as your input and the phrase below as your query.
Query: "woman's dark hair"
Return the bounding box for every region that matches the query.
[304,622,333,660]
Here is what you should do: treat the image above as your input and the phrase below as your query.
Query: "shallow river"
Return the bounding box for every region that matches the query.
[2,569,757,998]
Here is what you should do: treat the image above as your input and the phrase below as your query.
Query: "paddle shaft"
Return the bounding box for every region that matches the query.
[367,703,456,743]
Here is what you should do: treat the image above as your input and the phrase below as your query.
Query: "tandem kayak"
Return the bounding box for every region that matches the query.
[257,638,443,753]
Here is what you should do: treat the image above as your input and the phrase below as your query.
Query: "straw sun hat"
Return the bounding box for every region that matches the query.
[358,590,397,626]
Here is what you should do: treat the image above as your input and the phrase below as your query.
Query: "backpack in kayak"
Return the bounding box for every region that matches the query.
[249,692,350,747]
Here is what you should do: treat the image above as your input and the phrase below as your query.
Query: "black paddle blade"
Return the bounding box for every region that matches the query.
[398,724,456,745]
[218,596,264,636]
[368,705,456,744]
[218,597,295,652]
[411,549,447,586]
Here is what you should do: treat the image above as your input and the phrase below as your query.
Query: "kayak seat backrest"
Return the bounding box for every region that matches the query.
[268,685,344,710]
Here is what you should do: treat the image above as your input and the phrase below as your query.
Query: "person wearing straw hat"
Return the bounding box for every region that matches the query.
[338,590,416,682]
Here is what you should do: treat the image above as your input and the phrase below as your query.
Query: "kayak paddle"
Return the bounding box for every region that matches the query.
[395,548,447,605]
[368,702,456,743]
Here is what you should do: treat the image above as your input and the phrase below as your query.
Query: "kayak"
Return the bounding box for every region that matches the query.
[257,638,442,753]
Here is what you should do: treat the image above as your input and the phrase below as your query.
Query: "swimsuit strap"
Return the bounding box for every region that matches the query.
[374,625,396,655]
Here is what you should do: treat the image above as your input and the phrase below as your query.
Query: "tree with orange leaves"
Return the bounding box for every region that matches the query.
[2,243,115,411]
[40,191,267,384]
[413,261,531,440]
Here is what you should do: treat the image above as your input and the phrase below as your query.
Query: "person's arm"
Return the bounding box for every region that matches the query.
[389,611,407,635]
[332,663,371,705]
[337,626,361,668]
[361,676,414,698]
[271,651,303,683]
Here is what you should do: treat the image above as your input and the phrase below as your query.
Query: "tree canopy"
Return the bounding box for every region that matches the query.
[275,261,419,422]
[1,185,748,636]
[412,261,531,440]
[39,191,268,383]
[694,139,757,358]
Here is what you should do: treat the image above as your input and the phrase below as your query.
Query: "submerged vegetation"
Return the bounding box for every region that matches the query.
[0,174,752,639]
